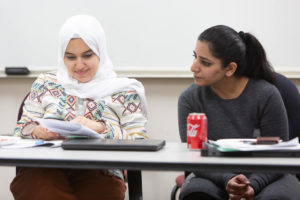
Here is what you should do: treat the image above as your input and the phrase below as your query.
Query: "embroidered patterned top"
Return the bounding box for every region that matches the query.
[14,71,148,179]
[15,71,147,139]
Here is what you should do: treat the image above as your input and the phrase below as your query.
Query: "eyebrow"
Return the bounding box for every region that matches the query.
[65,49,93,55]
[193,51,213,63]
[198,56,212,63]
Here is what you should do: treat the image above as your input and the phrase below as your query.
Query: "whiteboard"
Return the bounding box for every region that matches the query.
[0,0,299,70]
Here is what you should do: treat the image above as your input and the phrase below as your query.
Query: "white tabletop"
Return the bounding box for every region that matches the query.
[1,142,300,173]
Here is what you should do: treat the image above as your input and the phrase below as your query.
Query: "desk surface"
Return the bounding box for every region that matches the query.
[1,142,300,173]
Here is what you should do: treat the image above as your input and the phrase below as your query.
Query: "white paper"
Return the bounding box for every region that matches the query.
[0,136,63,149]
[209,137,300,151]
[35,118,104,139]
[0,136,20,146]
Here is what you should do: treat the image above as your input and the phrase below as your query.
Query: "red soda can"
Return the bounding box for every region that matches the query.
[187,113,207,149]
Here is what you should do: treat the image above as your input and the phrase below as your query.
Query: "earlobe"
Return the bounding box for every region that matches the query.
[225,62,237,77]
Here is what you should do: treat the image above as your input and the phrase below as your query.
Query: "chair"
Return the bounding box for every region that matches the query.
[17,93,30,121]
[274,73,300,141]
[16,92,30,174]
[171,73,300,200]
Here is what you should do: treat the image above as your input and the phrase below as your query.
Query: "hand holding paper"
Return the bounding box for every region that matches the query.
[35,118,105,139]
[71,116,105,134]
[32,125,62,140]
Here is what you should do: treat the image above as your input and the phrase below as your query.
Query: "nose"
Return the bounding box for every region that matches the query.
[190,60,200,73]
[75,57,85,68]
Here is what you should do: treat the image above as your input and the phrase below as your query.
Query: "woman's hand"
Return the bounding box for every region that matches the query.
[71,116,105,134]
[242,186,254,200]
[32,125,62,140]
[226,174,254,200]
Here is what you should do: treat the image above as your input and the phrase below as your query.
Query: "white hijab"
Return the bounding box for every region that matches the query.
[57,15,147,117]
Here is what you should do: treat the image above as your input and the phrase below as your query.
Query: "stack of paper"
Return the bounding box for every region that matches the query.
[208,137,300,152]
[35,118,105,139]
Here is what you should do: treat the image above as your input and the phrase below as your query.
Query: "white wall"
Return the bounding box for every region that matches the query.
[0,167,14,200]
[1,0,300,69]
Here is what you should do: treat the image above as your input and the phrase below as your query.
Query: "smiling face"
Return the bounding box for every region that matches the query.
[64,38,100,83]
[191,41,230,87]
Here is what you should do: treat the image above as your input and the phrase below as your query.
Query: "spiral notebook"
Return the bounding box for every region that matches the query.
[62,139,166,151]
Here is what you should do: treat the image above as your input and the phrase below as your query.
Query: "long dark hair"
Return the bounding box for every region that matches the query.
[198,25,275,84]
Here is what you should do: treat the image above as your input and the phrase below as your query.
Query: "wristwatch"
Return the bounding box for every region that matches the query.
[21,121,39,137]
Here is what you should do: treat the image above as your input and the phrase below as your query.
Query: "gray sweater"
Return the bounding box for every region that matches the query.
[178,79,288,195]
[178,79,288,142]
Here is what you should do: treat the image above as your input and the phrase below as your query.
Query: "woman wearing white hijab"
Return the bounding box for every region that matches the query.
[11,15,148,200]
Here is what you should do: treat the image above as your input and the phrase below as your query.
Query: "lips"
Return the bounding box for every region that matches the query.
[76,68,89,76]
[194,75,203,80]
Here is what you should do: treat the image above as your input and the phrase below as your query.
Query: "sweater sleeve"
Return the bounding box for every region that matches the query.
[194,172,282,194]
[14,73,46,138]
[259,86,288,141]
[103,91,147,140]
[178,85,203,142]
[248,173,282,195]
[194,171,237,189]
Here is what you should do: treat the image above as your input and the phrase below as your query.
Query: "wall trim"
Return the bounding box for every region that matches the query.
[1,66,300,79]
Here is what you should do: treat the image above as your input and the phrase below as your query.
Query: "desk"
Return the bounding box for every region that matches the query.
[1,142,300,200]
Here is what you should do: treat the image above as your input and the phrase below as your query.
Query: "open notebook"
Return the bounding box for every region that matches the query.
[62,139,166,151]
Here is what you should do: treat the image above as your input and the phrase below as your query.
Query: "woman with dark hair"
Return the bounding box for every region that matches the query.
[178,25,300,200]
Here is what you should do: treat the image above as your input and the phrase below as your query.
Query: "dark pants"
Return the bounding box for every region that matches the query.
[180,173,300,200]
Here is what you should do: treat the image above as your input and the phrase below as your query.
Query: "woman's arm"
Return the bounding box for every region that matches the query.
[193,171,237,189]
[259,87,288,140]
[243,85,286,194]
[178,87,199,142]
[14,74,46,138]
[71,116,105,134]
[103,91,147,140]
[248,173,282,195]
[15,73,62,140]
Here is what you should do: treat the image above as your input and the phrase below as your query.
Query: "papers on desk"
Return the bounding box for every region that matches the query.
[0,136,15,146]
[35,118,104,139]
[202,137,300,157]
[208,137,300,152]
[0,136,62,149]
